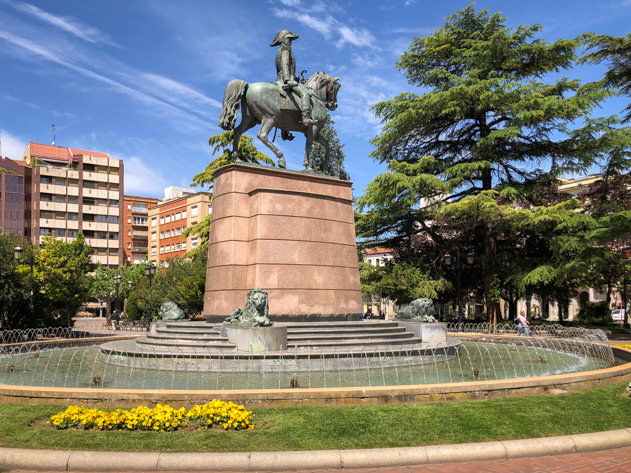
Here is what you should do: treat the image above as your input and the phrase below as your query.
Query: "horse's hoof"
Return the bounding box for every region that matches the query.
[278,159,286,169]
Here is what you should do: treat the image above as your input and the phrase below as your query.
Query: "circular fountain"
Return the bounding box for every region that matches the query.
[1,322,629,407]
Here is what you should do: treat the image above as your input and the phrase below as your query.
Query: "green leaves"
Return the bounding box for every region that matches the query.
[192,131,274,188]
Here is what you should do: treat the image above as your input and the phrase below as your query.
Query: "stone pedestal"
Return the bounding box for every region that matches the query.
[203,164,363,321]
[220,325,287,353]
[397,322,448,343]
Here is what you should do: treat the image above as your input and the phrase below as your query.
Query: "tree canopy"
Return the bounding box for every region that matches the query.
[358,4,631,323]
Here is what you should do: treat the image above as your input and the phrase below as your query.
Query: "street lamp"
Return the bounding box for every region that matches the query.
[145,263,156,323]
[444,250,475,331]
[14,245,34,328]
[113,274,121,324]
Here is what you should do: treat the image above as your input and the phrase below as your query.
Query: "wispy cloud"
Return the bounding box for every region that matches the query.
[5,1,118,46]
[278,0,302,6]
[272,3,377,49]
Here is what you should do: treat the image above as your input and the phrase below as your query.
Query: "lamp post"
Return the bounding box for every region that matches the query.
[113,274,121,324]
[444,250,475,332]
[145,263,156,323]
[14,245,34,328]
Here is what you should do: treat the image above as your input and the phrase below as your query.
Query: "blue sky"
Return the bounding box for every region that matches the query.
[0,0,630,198]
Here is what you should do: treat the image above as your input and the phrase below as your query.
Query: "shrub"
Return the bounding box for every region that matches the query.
[576,301,610,325]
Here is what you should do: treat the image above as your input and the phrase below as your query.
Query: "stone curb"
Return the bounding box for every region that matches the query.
[1,429,631,471]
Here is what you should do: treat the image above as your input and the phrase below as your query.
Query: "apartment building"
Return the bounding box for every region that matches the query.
[123,195,159,265]
[148,190,211,266]
[0,157,29,236]
[22,142,124,267]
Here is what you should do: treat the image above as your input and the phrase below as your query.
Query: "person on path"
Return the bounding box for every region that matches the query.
[517,310,530,336]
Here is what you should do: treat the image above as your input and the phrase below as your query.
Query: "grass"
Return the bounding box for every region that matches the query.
[0,382,630,452]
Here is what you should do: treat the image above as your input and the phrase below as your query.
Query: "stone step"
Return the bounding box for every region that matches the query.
[154,328,222,336]
[138,337,234,348]
[287,327,407,336]
[282,321,400,330]
[288,336,423,348]
[288,331,414,341]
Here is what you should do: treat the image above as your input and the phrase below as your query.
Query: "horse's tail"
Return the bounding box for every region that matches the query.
[219,79,248,130]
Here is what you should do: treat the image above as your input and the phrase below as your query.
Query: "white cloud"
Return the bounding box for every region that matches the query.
[272,3,376,49]
[273,8,334,37]
[6,1,117,46]
[122,156,169,197]
[0,30,209,132]
[139,73,221,109]
[0,129,27,160]
[278,0,302,6]
[337,26,376,48]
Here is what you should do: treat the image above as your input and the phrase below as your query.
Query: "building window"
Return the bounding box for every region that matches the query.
[40,176,52,184]
[109,233,118,240]
[191,238,198,249]
[127,217,131,223]
[160,216,164,224]
[191,205,198,216]
[40,228,52,236]
[182,242,187,251]
[182,210,187,219]
[151,247,156,256]
[109,216,118,224]
[127,243,131,249]
[97,215,107,223]
[175,227,181,236]
[160,231,164,239]
[176,212,181,220]
[109,200,118,207]
[68,196,78,204]
[208,205,212,214]
[165,215,171,223]
[68,213,78,221]
[127,204,131,210]
[151,232,156,241]
[54,229,65,237]
[127,229,131,236]
[68,230,77,237]
[160,246,164,254]
[151,217,157,226]
[175,243,181,251]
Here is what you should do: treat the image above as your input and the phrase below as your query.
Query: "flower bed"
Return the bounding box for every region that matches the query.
[48,400,253,432]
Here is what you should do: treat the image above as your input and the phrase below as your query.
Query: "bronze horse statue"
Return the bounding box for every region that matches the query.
[218,71,341,170]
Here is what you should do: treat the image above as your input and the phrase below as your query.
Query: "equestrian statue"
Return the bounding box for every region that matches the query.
[218,30,341,171]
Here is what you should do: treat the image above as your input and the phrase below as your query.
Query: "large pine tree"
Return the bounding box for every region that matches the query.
[360,4,631,322]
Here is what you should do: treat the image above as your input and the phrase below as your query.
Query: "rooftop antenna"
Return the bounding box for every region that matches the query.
[51,124,56,146]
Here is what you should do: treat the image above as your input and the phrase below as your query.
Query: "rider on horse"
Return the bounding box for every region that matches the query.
[270,30,313,127]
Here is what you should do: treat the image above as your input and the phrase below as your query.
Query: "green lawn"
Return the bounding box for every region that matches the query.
[0,382,630,452]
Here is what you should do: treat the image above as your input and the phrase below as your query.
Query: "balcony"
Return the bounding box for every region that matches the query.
[39,167,78,179]
[108,190,120,200]
[132,230,149,238]
[83,188,108,199]
[132,246,148,253]
[83,155,109,166]
[39,218,68,229]
[132,206,149,214]
[40,201,66,212]
[109,174,120,184]
[83,171,109,183]
[85,238,109,248]
[83,204,108,214]
[67,203,79,213]
[82,221,108,232]
[108,207,119,216]
[108,223,119,233]
[39,183,68,195]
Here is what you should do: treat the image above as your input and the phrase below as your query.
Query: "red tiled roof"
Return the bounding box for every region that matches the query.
[27,142,111,161]
[70,148,110,158]
[29,142,73,162]
[364,247,393,255]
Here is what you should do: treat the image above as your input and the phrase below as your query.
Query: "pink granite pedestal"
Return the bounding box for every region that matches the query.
[203,164,363,321]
